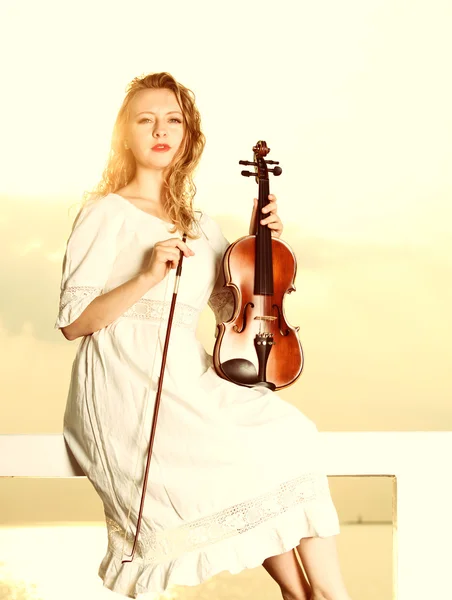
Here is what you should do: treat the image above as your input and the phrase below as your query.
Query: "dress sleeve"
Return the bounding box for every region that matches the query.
[206,216,235,337]
[54,196,124,330]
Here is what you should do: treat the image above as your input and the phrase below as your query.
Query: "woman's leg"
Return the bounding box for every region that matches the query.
[296,536,352,600]
[262,548,312,600]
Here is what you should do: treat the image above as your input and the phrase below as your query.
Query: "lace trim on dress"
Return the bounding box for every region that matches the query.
[208,289,234,314]
[123,298,201,329]
[58,286,201,330]
[58,285,103,311]
[105,471,331,564]
[208,288,235,337]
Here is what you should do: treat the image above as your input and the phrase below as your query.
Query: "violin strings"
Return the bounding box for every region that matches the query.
[259,178,263,333]
[260,177,269,334]
[263,178,266,332]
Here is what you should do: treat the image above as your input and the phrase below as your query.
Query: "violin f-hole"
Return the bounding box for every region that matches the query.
[272,303,290,336]
[233,301,254,334]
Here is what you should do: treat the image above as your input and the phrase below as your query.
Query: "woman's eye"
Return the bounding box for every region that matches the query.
[139,118,182,124]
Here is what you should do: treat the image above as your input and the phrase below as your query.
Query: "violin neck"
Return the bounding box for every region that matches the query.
[254,178,274,295]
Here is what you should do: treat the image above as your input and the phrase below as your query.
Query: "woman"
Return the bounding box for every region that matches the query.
[55,72,352,600]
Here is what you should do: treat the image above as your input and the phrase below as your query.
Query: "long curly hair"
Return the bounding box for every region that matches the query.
[78,72,206,239]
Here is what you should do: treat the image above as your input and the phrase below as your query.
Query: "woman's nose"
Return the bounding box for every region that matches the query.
[153,122,167,137]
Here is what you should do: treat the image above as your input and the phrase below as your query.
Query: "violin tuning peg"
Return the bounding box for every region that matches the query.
[265,160,280,165]
[239,160,257,166]
[269,167,282,176]
[241,170,256,177]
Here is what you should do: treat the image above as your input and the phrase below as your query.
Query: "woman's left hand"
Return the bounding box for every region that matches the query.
[250,194,283,238]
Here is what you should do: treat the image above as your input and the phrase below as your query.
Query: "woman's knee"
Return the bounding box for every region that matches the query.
[296,536,351,600]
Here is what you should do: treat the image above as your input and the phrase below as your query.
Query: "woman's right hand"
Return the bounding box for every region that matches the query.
[141,238,195,286]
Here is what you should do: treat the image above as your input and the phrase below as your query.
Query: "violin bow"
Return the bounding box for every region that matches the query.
[121,231,188,564]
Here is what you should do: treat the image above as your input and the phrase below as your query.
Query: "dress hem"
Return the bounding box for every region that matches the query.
[97,499,340,599]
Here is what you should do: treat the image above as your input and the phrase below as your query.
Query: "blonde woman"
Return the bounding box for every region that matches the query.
[55,72,352,600]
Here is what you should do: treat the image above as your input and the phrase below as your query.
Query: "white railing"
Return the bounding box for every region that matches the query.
[1,431,451,600]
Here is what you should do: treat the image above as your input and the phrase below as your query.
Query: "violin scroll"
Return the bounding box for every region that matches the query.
[239,140,283,179]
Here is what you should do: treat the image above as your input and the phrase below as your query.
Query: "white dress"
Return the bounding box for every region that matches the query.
[55,192,340,599]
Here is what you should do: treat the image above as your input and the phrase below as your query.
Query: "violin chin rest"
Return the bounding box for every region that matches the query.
[221,359,276,391]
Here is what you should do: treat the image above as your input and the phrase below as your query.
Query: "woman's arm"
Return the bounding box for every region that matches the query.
[61,271,158,340]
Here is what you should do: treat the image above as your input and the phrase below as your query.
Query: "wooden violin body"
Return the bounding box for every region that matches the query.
[213,141,304,391]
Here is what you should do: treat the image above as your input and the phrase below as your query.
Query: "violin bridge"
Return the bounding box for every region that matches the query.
[253,315,277,321]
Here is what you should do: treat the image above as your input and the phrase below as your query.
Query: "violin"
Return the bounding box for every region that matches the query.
[213,140,304,391]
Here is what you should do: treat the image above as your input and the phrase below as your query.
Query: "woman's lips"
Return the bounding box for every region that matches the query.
[152,145,170,152]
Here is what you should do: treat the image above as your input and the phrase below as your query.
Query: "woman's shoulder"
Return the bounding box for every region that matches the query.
[71,193,125,232]
[193,210,230,251]
[81,192,128,218]
[85,192,122,211]
[194,210,219,236]
[196,209,226,228]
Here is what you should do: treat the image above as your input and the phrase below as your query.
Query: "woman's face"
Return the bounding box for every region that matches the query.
[125,88,185,171]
